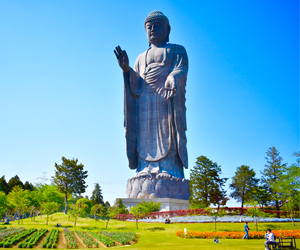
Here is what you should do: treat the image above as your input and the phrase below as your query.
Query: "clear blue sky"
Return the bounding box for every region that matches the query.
[0,0,298,207]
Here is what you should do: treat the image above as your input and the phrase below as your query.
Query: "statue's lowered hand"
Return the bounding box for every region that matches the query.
[114,45,130,73]
[164,75,176,99]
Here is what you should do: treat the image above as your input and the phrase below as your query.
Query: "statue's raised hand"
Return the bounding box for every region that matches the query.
[114,46,130,73]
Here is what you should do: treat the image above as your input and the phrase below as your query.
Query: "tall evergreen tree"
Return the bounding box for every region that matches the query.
[189,156,227,208]
[8,175,24,191]
[230,165,259,209]
[52,157,88,214]
[0,176,9,195]
[261,146,286,213]
[24,181,34,191]
[90,183,104,206]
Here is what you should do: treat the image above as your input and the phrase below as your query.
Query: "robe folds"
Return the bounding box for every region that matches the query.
[123,43,188,178]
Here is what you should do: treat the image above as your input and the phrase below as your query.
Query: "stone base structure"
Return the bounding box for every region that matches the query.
[117,198,190,212]
[126,175,190,200]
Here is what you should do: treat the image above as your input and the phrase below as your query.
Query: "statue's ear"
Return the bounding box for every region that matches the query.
[166,25,171,43]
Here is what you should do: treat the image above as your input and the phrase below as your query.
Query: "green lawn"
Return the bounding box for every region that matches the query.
[3,213,299,250]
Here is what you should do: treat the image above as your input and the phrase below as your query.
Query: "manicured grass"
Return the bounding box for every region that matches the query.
[3,213,299,250]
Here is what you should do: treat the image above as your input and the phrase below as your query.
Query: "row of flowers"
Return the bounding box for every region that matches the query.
[176,230,300,239]
[116,207,299,220]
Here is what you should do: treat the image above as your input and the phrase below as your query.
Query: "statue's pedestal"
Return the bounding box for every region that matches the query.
[126,175,190,200]
[116,198,190,212]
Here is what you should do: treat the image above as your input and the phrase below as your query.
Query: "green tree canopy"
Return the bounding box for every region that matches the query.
[41,202,58,225]
[0,191,7,218]
[189,156,227,208]
[0,176,10,195]
[7,175,24,191]
[24,181,34,191]
[229,165,259,209]
[68,201,88,227]
[261,146,287,213]
[76,198,92,214]
[273,151,300,225]
[90,183,104,206]
[52,157,88,213]
[130,200,160,229]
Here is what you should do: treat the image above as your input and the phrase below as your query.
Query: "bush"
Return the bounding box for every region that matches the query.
[42,242,47,248]
[3,242,10,248]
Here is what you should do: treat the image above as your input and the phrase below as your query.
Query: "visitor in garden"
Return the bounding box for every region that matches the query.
[4,218,9,224]
[264,229,275,250]
[243,221,250,239]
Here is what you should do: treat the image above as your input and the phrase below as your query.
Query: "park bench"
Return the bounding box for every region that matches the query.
[278,238,296,249]
[268,238,296,250]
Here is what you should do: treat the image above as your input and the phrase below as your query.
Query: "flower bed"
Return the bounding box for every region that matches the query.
[41,229,58,248]
[176,230,300,239]
[18,229,48,248]
[88,232,115,247]
[75,230,98,248]
[0,228,25,241]
[100,231,136,245]
[0,228,36,248]
[132,214,300,223]
[63,229,77,249]
[116,207,300,221]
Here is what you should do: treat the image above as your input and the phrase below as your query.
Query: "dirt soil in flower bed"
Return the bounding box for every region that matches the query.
[57,230,65,249]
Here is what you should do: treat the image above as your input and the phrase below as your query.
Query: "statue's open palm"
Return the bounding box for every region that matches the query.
[114,46,130,73]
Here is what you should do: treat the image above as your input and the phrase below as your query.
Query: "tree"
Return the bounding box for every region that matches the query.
[76,198,92,214]
[106,199,129,229]
[68,201,88,227]
[7,186,31,224]
[230,165,259,210]
[0,191,7,219]
[91,204,107,220]
[189,156,228,208]
[24,181,34,191]
[261,147,287,214]
[104,201,111,209]
[90,183,104,206]
[205,207,226,231]
[0,176,9,195]
[130,202,150,229]
[273,151,300,225]
[7,175,24,192]
[52,157,88,213]
[245,201,272,231]
[251,185,269,208]
[41,202,58,225]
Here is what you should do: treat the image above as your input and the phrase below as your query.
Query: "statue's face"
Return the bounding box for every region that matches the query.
[145,19,169,45]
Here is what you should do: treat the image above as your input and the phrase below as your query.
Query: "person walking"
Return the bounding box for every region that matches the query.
[243,221,250,239]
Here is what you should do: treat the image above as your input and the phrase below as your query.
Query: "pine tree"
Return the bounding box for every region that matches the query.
[90,183,104,206]
[24,181,34,191]
[52,157,88,214]
[230,165,259,209]
[189,156,227,208]
[261,146,286,214]
[0,176,10,195]
[8,175,24,191]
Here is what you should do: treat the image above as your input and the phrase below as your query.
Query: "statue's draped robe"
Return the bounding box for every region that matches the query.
[124,44,188,178]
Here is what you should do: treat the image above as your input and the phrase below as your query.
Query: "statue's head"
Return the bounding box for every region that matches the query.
[144,10,171,46]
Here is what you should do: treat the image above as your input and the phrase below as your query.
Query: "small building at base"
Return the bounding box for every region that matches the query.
[116,198,190,212]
